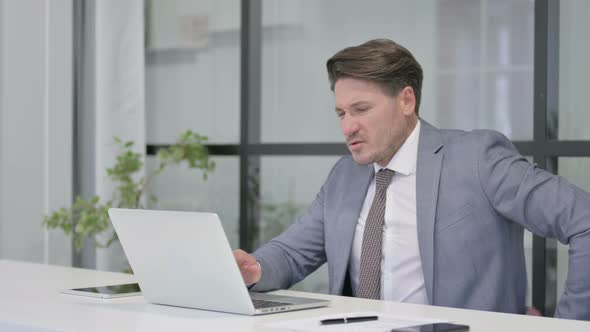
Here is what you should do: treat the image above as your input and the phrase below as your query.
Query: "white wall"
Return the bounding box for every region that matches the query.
[0,0,73,265]
[81,0,146,272]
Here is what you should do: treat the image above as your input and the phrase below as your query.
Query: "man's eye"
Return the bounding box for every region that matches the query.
[336,112,345,118]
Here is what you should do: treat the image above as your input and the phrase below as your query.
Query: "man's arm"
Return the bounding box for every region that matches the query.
[236,157,353,292]
[247,180,328,292]
[477,130,590,320]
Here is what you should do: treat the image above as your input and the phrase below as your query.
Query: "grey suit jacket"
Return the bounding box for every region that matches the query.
[251,120,590,320]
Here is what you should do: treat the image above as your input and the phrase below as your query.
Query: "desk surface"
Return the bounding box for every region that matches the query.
[1,260,589,332]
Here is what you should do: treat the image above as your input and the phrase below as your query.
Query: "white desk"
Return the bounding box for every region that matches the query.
[1,260,588,332]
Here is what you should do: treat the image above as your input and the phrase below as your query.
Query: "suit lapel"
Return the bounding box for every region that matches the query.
[332,162,374,295]
[415,120,444,304]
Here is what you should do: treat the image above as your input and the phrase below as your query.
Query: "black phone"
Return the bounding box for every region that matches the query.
[390,323,469,332]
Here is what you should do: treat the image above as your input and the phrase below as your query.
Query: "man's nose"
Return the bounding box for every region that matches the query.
[341,116,359,138]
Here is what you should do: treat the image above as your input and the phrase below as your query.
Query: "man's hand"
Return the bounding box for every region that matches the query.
[233,249,262,286]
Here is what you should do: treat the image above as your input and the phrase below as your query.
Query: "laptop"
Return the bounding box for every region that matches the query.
[108,208,330,315]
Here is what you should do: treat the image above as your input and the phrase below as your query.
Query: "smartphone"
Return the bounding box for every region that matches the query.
[61,283,141,299]
[390,323,469,332]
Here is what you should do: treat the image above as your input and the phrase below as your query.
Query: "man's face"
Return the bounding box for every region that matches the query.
[334,77,417,166]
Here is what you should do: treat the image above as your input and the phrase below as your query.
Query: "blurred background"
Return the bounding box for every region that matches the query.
[1,0,588,317]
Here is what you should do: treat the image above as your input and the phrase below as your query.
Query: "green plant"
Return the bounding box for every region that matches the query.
[43,130,215,252]
[259,199,303,244]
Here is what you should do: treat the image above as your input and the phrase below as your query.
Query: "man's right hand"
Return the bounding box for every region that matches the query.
[233,249,262,286]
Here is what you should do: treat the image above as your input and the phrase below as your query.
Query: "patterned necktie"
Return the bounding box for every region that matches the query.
[356,168,395,299]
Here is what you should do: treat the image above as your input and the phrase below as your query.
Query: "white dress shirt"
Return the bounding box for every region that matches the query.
[349,121,428,304]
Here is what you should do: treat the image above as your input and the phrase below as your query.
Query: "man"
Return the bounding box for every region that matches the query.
[233,39,590,320]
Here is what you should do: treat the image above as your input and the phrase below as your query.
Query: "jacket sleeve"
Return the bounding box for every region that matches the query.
[249,158,346,292]
[477,130,590,320]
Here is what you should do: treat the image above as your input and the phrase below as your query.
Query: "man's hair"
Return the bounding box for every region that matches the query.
[326,38,423,115]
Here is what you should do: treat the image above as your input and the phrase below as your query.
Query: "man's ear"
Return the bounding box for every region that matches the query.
[398,86,416,116]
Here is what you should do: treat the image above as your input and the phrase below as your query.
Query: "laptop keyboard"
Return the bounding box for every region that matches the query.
[251,298,293,309]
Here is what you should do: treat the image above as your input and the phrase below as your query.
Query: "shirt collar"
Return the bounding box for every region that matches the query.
[373,120,421,176]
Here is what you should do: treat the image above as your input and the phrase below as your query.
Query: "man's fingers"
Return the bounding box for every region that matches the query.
[233,249,261,285]
[243,263,261,285]
[234,249,255,267]
[242,265,255,279]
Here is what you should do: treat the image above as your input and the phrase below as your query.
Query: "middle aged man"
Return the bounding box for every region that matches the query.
[233,38,590,320]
